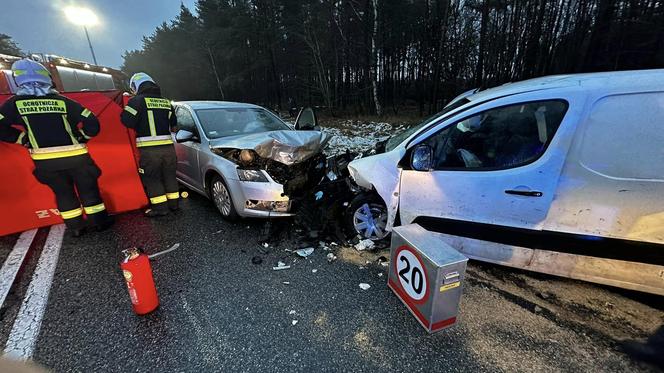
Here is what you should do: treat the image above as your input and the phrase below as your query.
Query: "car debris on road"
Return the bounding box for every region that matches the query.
[295,247,314,257]
[273,261,291,271]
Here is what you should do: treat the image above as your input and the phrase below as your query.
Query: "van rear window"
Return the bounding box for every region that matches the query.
[580,93,664,180]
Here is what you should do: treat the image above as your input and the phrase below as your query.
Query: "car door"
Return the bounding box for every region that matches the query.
[398,91,584,231]
[174,106,203,189]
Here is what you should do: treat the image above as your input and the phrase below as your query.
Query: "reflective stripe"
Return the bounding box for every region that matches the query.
[81,109,92,118]
[0,113,4,120]
[12,69,26,76]
[150,195,167,204]
[168,111,172,119]
[136,135,173,148]
[136,135,172,142]
[166,192,180,200]
[84,203,106,214]
[15,131,26,144]
[62,115,79,145]
[21,116,38,149]
[30,144,88,160]
[60,207,83,220]
[136,139,173,147]
[124,106,138,115]
[79,129,92,140]
[147,110,156,136]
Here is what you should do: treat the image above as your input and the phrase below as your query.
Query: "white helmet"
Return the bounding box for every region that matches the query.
[129,72,155,93]
[12,59,52,86]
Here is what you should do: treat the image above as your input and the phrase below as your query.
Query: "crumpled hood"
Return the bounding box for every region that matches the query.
[209,130,330,165]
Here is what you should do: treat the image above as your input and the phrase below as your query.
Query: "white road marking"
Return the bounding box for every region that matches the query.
[3,224,65,360]
[0,229,38,309]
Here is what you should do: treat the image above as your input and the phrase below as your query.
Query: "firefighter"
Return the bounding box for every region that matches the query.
[120,73,178,217]
[0,59,112,237]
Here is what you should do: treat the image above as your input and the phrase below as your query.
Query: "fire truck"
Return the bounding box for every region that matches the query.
[0,53,127,94]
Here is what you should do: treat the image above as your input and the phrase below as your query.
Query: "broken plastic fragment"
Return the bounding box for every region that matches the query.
[315,191,324,200]
[354,239,375,251]
[312,269,318,273]
[292,320,298,326]
[295,247,315,257]
[273,261,291,270]
[289,310,296,315]
[359,283,371,290]
[263,243,269,248]
[326,253,337,262]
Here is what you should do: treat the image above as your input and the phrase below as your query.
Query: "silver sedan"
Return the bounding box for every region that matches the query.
[172,101,328,220]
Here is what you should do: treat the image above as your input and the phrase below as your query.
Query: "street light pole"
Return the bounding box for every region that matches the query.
[83,25,98,66]
[64,7,100,66]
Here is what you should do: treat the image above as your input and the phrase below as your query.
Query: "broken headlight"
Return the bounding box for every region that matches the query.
[237,169,269,182]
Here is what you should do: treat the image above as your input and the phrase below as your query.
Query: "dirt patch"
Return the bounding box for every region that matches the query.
[336,246,390,267]
[466,262,664,345]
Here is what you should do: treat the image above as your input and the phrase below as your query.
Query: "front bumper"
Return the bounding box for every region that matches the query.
[225,172,295,218]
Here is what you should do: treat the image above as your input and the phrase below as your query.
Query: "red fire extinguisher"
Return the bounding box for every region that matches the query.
[121,247,159,315]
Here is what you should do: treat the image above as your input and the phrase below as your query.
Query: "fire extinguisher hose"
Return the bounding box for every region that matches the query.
[148,243,180,259]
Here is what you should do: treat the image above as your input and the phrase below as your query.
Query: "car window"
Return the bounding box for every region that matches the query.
[425,100,568,170]
[176,107,197,132]
[195,108,290,138]
[580,92,664,180]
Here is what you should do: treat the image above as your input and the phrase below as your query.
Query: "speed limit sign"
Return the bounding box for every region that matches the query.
[387,224,468,333]
[394,246,429,302]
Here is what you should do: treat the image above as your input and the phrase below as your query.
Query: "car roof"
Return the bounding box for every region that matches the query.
[175,100,263,110]
[468,69,664,102]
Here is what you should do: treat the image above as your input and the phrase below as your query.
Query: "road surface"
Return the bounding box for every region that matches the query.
[1,192,662,372]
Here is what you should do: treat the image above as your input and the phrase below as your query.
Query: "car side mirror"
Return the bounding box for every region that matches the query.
[411,144,433,171]
[294,107,318,130]
[176,129,197,143]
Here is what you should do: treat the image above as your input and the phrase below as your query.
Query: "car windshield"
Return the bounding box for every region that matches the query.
[195,107,290,139]
[385,97,472,151]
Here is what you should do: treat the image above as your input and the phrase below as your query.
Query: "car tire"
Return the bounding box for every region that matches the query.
[345,193,390,242]
[209,175,239,221]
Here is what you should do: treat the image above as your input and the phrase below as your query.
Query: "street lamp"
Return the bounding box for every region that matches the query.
[64,6,99,66]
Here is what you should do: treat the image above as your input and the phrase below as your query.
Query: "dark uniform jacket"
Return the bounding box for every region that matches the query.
[0,93,99,152]
[120,82,177,147]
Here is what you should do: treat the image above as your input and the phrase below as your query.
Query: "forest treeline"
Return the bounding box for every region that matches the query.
[122,0,664,116]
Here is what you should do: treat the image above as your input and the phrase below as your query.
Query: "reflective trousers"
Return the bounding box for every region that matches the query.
[138,145,179,213]
[33,154,109,230]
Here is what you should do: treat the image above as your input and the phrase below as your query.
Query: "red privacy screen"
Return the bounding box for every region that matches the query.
[0,91,147,236]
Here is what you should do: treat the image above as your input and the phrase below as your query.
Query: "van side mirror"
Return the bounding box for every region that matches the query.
[294,107,318,130]
[411,144,433,171]
[176,129,197,143]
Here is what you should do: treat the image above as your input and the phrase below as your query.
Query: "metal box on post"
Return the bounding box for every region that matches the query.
[388,223,468,333]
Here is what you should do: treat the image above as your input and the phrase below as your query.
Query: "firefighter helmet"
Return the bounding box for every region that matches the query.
[11,59,52,86]
[129,72,155,94]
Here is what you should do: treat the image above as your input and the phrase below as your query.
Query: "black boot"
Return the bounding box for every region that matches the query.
[71,227,87,238]
[145,208,168,218]
[94,216,115,232]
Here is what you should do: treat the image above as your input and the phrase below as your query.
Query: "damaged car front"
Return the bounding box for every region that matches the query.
[173,101,329,219]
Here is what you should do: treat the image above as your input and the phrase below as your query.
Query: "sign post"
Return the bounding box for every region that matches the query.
[388,223,468,333]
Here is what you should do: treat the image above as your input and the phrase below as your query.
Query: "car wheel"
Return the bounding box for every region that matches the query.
[210,175,238,220]
[345,193,390,241]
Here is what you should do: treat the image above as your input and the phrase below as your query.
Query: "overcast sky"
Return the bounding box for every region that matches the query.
[0,0,197,69]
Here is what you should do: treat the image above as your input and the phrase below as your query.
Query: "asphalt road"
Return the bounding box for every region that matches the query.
[1,192,663,372]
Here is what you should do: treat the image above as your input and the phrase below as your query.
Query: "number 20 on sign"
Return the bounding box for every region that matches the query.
[395,246,429,302]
